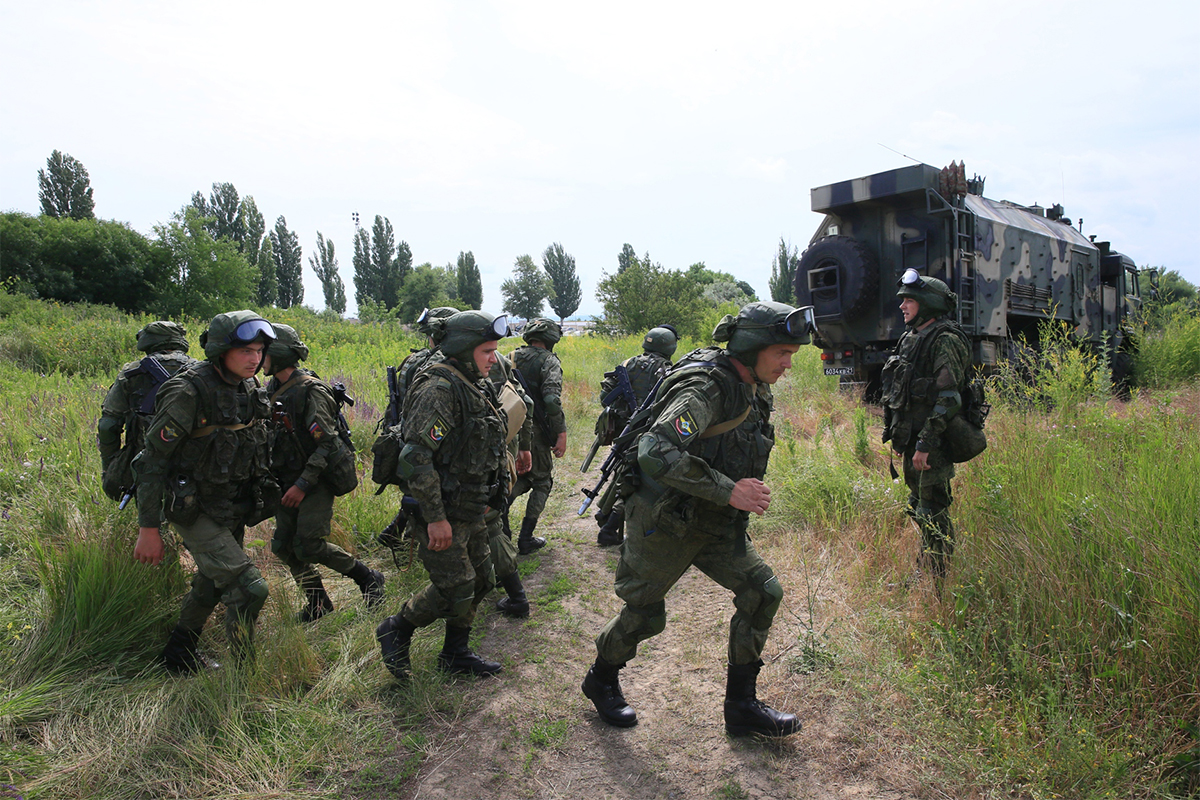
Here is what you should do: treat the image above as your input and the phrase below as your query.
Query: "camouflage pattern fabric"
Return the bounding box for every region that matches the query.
[97,349,196,500]
[510,344,564,519]
[595,350,784,667]
[881,317,970,575]
[267,368,352,492]
[486,353,533,579]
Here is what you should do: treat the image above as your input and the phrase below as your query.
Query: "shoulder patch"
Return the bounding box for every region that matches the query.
[159,423,183,443]
[425,415,452,447]
[673,411,698,440]
[309,421,325,440]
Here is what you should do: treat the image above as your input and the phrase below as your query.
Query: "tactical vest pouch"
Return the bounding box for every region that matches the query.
[246,475,282,525]
[102,434,139,502]
[164,476,201,527]
[324,448,359,496]
[498,380,526,444]
[943,415,987,463]
[370,425,404,494]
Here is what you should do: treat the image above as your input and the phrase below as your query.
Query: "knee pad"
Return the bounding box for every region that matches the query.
[736,567,784,628]
[226,566,269,619]
[296,537,327,562]
[628,600,667,638]
[441,580,476,620]
[191,572,221,609]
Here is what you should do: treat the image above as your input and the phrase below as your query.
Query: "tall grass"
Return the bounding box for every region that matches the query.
[1,297,1197,798]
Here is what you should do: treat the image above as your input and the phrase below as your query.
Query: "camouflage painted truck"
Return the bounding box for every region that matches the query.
[792,161,1144,393]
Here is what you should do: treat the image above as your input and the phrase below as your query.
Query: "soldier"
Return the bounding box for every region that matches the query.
[376,307,458,543]
[487,351,535,617]
[880,270,971,581]
[582,301,811,738]
[97,321,197,503]
[263,324,386,622]
[375,310,510,682]
[509,317,567,554]
[593,324,678,546]
[133,311,279,672]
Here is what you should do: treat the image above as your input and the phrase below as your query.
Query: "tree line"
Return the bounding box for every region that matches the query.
[6,149,816,334]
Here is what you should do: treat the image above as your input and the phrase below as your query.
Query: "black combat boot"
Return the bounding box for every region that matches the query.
[596,507,625,547]
[160,624,221,675]
[376,613,416,683]
[348,561,387,609]
[581,656,638,728]
[296,573,334,623]
[495,571,530,619]
[436,625,502,677]
[723,660,801,738]
[517,516,546,555]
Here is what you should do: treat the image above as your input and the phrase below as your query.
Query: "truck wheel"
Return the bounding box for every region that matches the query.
[795,236,879,321]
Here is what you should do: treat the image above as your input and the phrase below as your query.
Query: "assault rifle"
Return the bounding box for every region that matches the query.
[581,363,637,472]
[382,365,401,429]
[331,382,356,453]
[578,377,663,516]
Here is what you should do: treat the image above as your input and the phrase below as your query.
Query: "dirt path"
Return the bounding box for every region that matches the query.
[390,498,922,800]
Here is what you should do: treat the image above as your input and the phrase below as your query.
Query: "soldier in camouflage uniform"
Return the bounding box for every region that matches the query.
[97,321,197,503]
[509,318,567,554]
[263,325,386,623]
[881,271,971,581]
[376,307,459,543]
[134,311,279,672]
[582,302,811,738]
[594,324,678,546]
[486,351,535,617]
[375,310,510,682]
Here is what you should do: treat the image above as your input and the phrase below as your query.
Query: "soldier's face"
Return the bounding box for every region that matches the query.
[222,342,265,379]
[474,340,500,374]
[900,298,921,324]
[754,343,801,385]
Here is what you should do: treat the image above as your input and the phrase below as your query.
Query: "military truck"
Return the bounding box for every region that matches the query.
[792,161,1144,393]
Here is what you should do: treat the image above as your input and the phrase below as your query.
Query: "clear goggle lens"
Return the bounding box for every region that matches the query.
[899,268,926,288]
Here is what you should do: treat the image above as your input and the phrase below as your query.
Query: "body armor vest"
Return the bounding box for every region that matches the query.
[880,318,969,447]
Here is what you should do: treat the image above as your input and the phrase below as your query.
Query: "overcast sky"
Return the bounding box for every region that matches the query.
[2,0,1197,318]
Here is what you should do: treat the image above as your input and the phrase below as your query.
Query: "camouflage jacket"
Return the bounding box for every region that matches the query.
[510,344,566,437]
[266,368,350,491]
[880,318,970,451]
[136,361,273,528]
[401,357,507,524]
[97,350,196,496]
[600,351,671,420]
[635,347,772,534]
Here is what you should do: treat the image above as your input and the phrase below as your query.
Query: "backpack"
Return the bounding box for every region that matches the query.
[102,355,177,503]
[943,375,990,463]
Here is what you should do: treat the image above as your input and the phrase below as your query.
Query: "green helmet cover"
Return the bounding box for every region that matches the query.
[136,320,189,354]
[522,317,562,347]
[199,310,276,362]
[265,323,309,372]
[642,326,678,358]
[713,301,811,367]
[897,273,956,324]
[416,306,458,336]
[434,310,508,364]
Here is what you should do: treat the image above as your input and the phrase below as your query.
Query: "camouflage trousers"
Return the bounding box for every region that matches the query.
[485,507,519,579]
[173,514,269,656]
[510,428,554,520]
[399,516,495,629]
[902,446,956,576]
[271,483,358,582]
[595,491,784,667]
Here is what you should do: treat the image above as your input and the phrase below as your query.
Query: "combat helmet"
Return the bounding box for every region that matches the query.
[896,269,957,324]
[642,326,678,358]
[199,310,276,362]
[136,320,189,354]
[265,323,309,373]
[434,310,509,365]
[522,317,562,348]
[416,306,458,336]
[713,301,814,368]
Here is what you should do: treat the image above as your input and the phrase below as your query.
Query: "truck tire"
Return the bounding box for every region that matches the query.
[795,236,879,322]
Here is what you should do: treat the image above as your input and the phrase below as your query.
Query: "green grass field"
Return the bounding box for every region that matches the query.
[1,296,1197,798]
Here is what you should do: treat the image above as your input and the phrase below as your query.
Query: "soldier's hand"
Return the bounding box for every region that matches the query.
[729,478,771,516]
[135,527,165,566]
[553,431,567,458]
[912,450,931,471]
[282,484,306,508]
[516,450,532,474]
[427,519,453,551]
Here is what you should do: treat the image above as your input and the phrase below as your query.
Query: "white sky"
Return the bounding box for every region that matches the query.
[2,0,1197,318]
